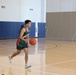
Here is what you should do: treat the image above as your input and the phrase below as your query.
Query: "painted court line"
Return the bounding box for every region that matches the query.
[0,59,76,69]
[50,59,76,65]
[32,59,76,69]
[0,59,76,75]
[32,70,59,75]
[0,63,59,75]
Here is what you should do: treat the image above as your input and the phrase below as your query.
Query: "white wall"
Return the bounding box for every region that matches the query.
[21,0,46,22]
[21,0,41,22]
[61,0,75,12]
[0,0,46,22]
[47,0,76,12]
[41,0,46,22]
[47,0,61,12]
[0,0,20,21]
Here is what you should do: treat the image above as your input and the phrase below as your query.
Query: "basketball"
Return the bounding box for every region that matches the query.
[29,38,36,45]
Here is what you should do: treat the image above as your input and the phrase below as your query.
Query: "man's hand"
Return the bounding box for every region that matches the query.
[23,34,29,39]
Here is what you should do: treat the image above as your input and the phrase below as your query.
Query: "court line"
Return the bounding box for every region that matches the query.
[31,70,59,75]
[0,63,59,75]
[1,58,76,69]
[1,59,76,75]
[50,59,76,65]
[32,59,76,69]
[0,58,76,75]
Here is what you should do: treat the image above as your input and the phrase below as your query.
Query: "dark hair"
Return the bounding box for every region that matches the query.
[25,20,31,25]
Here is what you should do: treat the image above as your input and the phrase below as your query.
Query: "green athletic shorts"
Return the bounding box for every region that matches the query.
[16,39,28,50]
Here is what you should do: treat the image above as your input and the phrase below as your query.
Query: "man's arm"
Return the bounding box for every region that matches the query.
[20,28,26,41]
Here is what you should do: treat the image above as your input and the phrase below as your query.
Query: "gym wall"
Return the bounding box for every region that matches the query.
[0,0,46,38]
[46,0,76,41]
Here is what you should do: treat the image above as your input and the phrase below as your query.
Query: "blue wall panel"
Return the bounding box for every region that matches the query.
[0,21,35,39]
[29,23,35,38]
[13,22,24,38]
[38,23,46,38]
[0,22,13,38]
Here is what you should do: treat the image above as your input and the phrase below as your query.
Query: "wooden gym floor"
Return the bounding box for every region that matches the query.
[0,38,76,75]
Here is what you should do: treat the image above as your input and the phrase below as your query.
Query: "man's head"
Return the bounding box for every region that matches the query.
[25,20,31,28]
